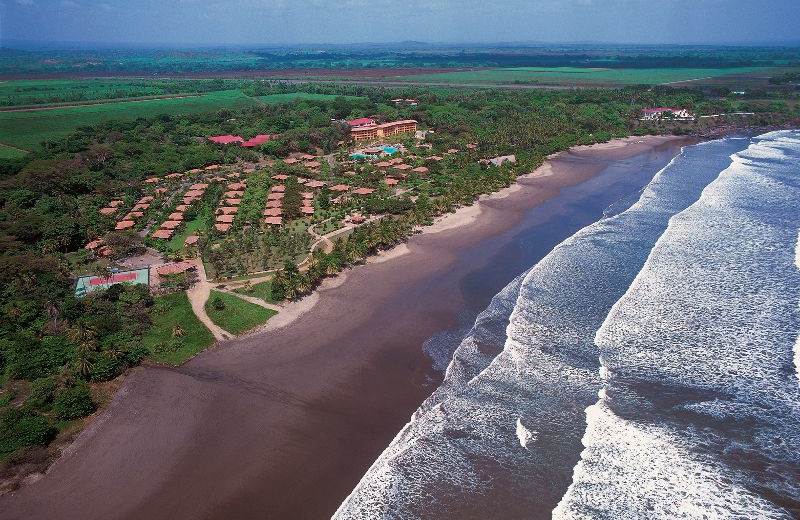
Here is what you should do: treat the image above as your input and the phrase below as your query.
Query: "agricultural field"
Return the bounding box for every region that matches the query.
[256,92,366,104]
[0,144,27,159]
[0,89,258,151]
[396,66,772,86]
[0,78,201,107]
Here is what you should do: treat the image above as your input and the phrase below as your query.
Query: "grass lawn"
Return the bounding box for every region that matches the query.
[205,290,276,335]
[397,66,769,86]
[233,280,278,304]
[0,89,257,151]
[142,291,215,365]
[164,215,205,252]
[256,92,365,104]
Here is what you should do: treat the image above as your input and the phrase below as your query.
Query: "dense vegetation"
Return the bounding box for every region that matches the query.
[0,79,798,465]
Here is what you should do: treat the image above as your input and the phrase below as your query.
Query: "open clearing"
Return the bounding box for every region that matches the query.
[0,89,257,150]
[142,291,216,365]
[395,66,771,85]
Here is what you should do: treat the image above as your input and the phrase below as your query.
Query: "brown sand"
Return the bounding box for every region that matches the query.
[0,135,692,520]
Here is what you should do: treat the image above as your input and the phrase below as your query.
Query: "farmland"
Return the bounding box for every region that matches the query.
[396,66,773,86]
[0,89,258,150]
[256,92,366,104]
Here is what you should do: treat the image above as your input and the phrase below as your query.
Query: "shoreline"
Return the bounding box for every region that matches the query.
[0,134,696,520]
[246,134,684,334]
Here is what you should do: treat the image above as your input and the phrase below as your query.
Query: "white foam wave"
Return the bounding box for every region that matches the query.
[556,130,800,518]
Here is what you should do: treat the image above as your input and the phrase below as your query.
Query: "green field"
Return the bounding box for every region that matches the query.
[0,78,189,107]
[165,215,205,252]
[0,89,258,151]
[0,145,27,159]
[397,67,769,85]
[233,280,277,304]
[205,290,276,335]
[143,291,216,365]
[256,92,365,104]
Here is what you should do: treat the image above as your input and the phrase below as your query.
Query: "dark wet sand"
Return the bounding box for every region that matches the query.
[0,136,694,520]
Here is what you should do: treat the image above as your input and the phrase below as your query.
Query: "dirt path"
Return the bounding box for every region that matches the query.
[186,260,231,341]
[0,142,30,154]
[217,289,282,313]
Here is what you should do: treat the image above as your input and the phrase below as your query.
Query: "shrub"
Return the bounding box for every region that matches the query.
[52,384,96,420]
[211,296,225,311]
[25,376,58,411]
[0,408,55,457]
[89,356,122,382]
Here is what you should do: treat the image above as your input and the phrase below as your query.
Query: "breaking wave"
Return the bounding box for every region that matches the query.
[334,131,800,519]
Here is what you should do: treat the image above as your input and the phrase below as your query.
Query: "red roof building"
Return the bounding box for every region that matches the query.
[152,229,174,239]
[352,187,375,195]
[224,190,245,198]
[242,134,279,147]
[267,192,284,200]
[330,184,350,192]
[265,200,283,208]
[217,206,239,215]
[225,198,242,206]
[215,214,235,224]
[215,223,231,232]
[348,117,376,127]
[209,135,244,144]
[184,236,199,247]
[272,174,289,181]
[301,207,315,215]
[161,220,182,230]
[115,220,135,230]
[168,212,183,221]
[264,217,283,226]
[263,208,283,216]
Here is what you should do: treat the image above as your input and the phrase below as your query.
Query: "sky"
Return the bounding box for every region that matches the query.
[2,0,799,47]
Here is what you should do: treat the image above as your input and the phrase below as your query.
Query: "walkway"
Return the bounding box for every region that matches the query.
[185,259,232,341]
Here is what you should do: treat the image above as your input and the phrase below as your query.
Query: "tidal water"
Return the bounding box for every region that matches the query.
[334,131,800,519]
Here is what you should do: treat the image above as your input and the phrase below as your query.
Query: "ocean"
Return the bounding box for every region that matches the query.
[333,131,800,519]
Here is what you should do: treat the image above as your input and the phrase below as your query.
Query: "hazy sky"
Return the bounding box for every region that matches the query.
[2,0,799,46]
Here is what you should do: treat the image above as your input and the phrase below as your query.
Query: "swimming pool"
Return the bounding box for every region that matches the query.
[382,146,398,154]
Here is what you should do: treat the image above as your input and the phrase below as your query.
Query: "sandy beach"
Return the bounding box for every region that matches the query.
[0,135,695,520]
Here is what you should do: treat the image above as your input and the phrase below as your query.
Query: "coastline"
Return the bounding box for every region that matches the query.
[0,134,696,520]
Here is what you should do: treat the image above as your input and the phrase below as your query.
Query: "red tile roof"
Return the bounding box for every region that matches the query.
[184,236,199,246]
[242,134,279,147]
[352,187,375,195]
[168,212,184,220]
[115,220,135,230]
[215,214,235,223]
[264,216,283,225]
[225,198,242,206]
[152,229,174,239]
[215,223,231,232]
[263,208,283,216]
[348,117,376,126]
[330,184,350,192]
[209,135,244,144]
[157,261,195,276]
[160,220,182,230]
[300,207,315,214]
[267,192,285,200]
[265,200,283,208]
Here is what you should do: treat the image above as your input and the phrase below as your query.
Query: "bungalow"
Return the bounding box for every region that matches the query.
[305,161,321,169]
[263,208,283,216]
[384,178,399,185]
[242,134,279,147]
[225,198,242,206]
[156,261,195,276]
[189,183,209,190]
[115,220,135,230]
[284,158,300,165]
[271,185,286,192]
[330,184,350,192]
[264,216,283,226]
[215,214,235,224]
[352,187,375,196]
[272,174,289,181]
[301,207,315,215]
[305,180,326,189]
[215,223,231,232]
[224,190,245,198]
[301,192,314,199]
[228,182,247,191]
[108,200,125,207]
[184,236,199,247]
[265,200,283,208]
[267,192,284,200]
[152,229,174,239]
[99,207,117,215]
[160,221,182,230]
[412,166,429,174]
[176,205,189,211]
[217,206,239,215]
[168,212,184,221]
[299,154,316,161]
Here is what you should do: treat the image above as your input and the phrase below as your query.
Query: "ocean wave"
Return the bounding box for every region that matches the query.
[555,130,800,518]
[334,136,755,519]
